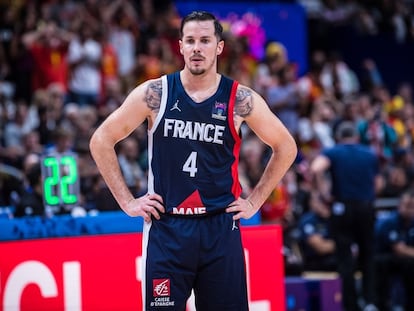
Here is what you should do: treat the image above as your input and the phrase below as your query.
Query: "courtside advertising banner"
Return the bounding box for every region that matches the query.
[0,225,285,311]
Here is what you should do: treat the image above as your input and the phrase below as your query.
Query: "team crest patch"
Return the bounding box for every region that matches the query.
[212,101,227,120]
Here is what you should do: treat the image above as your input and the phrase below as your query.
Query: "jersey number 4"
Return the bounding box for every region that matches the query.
[183,151,198,177]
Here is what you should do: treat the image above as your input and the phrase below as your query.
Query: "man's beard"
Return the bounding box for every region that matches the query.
[189,67,206,75]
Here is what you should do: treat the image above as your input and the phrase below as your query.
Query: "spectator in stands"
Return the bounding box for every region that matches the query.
[2,130,43,172]
[60,104,99,212]
[116,137,147,197]
[0,161,23,209]
[360,58,383,93]
[44,126,75,155]
[357,97,398,163]
[296,49,326,115]
[135,36,177,85]
[353,7,379,36]
[76,142,101,212]
[311,121,381,311]
[219,34,257,88]
[103,0,139,92]
[2,100,36,168]
[21,152,41,189]
[298,190,337,271]
[389,0,414,44]
[9,33,36,106]
[387,82,413,149]
[265,62,301,137]
[14,161,44,218]
[260,171,293,225]
[0,81,15,126]
[331,94,362,137]
[35,83,66,147]
[294,155,314,216]
[0,6,17,92]
[21,21,72,93]
[72,106,98,153]
[319,51,360,100]
[378,148,411,199]
[401,109,414,160]
[239,135,267,189]
[98,28,119,98]
[254,41,288,97]
[393,82,413,109]
[21,131,43,158]
[376,85,408,151]
[3,100,33,148]
[375,189,414,311]
[309,96,337,148]
[98,77,124,123]
[66,21,102,107]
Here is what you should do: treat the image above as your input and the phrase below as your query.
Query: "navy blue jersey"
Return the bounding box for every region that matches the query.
[148,72,242,216]
[322,143,379,201]
[299,211,332,259]
[376,212,414,254]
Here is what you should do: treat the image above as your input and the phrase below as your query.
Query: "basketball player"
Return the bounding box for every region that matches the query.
[90,11,297,310]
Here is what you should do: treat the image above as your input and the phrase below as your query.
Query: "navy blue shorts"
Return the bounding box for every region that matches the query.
[142,212,248,310]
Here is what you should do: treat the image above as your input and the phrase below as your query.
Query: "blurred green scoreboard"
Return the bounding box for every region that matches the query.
[40,153,80,213]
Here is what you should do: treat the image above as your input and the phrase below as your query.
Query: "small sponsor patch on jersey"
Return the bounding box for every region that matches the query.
[153,279,170,297]
[172,206,207,215]
[212,101,227,120]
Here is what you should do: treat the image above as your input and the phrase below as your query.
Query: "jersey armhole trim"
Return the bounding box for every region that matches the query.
[228,80,242,198]
[228,80,241,142]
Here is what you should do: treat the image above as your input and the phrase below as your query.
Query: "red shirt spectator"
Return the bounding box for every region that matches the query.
[29,43,68,91]
[22,22,73,92]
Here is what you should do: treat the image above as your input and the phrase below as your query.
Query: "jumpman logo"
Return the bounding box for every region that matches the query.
[170,100,181,112]
[232,220,239,231]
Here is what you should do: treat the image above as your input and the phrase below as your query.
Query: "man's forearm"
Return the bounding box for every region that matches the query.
[90,136,134,212]
[248,144,296,210]
[394,243,414,258]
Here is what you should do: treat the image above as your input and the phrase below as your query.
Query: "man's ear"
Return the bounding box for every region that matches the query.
[217,40,224,56]
[179,40,183,55]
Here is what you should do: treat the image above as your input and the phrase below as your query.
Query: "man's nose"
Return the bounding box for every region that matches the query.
[193,41,201,53]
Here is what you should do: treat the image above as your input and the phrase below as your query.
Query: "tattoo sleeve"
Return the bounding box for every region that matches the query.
[144,80,162,111]
[235,87,253,118]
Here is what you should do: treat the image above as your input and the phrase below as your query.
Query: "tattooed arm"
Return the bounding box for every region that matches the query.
[227,85,297,220]
[89,79,165,221]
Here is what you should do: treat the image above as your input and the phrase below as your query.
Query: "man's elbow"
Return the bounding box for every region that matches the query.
[284,135,298,166]
[89,130,103,158]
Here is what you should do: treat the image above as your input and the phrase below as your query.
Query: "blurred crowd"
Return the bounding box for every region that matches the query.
[0,0,183,215]
[1,0,414,309]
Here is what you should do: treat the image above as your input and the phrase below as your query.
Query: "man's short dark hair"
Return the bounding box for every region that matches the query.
[180,11,224,41]
[335,121,358,141]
